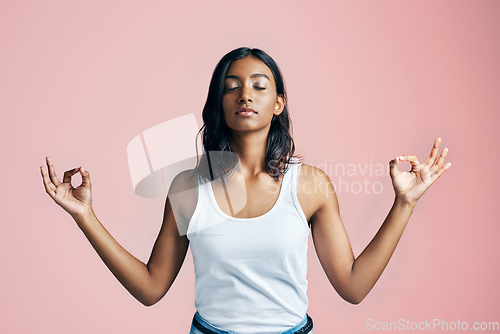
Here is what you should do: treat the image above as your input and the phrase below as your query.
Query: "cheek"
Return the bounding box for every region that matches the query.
[262,94,278,111]
[222,97,231,115]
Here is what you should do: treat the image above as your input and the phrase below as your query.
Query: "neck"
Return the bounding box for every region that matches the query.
[230,129,269,177]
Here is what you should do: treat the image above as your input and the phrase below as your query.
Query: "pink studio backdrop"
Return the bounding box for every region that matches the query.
[1,1,499,333]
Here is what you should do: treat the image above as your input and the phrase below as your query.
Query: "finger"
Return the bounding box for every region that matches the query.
[433,162,452,181]
[424,138,441,166]
[63,167,81,184]
[398,154,420,166]
[46,157,62,186]
[80,167,92,189]
[433,147,449,169]
[40,165,56,197]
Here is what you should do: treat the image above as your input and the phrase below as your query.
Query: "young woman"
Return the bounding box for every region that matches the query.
[41,47,451,334]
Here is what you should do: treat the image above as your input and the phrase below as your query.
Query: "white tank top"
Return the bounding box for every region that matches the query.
[186,162,310,334]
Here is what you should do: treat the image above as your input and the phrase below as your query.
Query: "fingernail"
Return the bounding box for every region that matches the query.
[81,167,86,173]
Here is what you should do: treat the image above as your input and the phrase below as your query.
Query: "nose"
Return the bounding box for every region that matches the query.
[238,85,253,103]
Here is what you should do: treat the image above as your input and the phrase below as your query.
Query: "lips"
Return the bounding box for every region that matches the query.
[235,107,258,115]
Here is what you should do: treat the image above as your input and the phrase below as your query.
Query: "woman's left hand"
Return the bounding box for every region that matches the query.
[390,138,451,206]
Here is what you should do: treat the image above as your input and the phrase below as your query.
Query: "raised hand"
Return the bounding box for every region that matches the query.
[40,157,93,218]
[389,138,451,206]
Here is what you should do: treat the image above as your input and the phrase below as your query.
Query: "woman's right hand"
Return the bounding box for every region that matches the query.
[41,157,93,219]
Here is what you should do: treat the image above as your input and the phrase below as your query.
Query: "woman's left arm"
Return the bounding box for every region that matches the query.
[310,138,451,304]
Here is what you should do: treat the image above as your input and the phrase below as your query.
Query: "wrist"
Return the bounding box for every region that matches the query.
[72,207,96,225]
[394,196,417,210]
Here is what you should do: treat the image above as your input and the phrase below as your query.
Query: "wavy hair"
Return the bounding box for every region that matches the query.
[197,47,298,181]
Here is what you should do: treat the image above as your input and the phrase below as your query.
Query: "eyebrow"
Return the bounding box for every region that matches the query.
[225,73,270,80]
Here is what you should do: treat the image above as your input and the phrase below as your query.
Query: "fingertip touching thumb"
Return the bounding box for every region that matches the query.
[389,157,399,175]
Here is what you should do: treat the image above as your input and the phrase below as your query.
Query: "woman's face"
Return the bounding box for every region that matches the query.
[222,56,284,134]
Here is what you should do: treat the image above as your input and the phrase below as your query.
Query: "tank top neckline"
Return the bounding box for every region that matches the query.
[205,164,295,223]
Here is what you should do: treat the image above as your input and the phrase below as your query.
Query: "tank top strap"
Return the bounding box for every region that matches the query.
[279,162,294,194]
[194,172,208,205]
[289,161,301,192]
[287,160,308,228]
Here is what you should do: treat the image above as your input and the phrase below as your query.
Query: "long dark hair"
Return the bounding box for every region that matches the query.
[197,47,298,181]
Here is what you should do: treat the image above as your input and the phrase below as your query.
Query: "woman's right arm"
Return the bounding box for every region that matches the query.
[40,157,189,306]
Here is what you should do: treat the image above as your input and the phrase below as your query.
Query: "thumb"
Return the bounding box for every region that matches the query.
[79,167,92,189]
[389,156,401,178]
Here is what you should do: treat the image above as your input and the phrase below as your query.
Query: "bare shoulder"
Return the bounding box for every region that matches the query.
[297,163,337,221]
[298,163,330,180]
[169,168,197,194]
[167,169,198,224]
[298,163,334,192]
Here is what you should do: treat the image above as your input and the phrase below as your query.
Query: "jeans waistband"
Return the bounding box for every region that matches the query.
[191,312,313,334]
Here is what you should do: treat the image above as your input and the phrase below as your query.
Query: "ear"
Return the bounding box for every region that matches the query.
[274,94,285,116]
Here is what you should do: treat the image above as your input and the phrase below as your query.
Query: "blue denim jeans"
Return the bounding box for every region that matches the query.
[189,311,313,334]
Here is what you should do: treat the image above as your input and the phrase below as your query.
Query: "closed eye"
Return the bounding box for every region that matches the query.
[224,85,266,92]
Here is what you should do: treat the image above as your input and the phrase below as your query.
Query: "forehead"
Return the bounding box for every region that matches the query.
[226,57,275,83]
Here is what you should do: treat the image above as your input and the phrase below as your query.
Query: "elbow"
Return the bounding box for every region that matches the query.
[335,279,371,305]
[339,290,367,305]
[345,295,365,305]
[138,295,161,307]
[135,280,173,307]
[139,298,155,307]
[135,289,167,307]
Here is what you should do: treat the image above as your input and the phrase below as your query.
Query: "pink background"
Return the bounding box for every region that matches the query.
[1,1,499,333]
